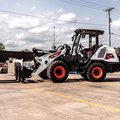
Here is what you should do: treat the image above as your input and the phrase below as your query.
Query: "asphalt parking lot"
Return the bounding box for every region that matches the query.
[0,73,120,120]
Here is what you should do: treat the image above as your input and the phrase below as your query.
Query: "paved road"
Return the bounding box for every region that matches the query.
[0,73,120,120]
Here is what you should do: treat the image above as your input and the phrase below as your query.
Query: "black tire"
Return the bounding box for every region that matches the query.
[87,63,106,82]
[39,69,49,79]
[81,73,88,80]
[47,61,69,83]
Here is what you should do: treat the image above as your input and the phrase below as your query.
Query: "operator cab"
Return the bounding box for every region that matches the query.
[71,29,104,62]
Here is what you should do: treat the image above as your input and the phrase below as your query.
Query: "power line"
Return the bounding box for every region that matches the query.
[59,0,104,11]
[113,10,120,16]
[112,12,120,17]
[54,0,120,46]
[0,9,107,26]
[115,9,120,13]
[111,10,120,18]
[111,33,120,37]
[110,9,120,18]
[77,0,109,8]
[69,0,104,9]
[71,0,108,9]
[60,0,110,11]
[111,9,120,17]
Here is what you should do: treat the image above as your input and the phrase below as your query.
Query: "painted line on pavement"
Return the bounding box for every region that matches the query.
[49,91,120,113]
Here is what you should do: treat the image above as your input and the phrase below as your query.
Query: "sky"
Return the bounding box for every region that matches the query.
[0,0,120,51]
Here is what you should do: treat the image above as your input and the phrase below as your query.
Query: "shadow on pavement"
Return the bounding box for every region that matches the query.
[0,80,18,84]
[65,77,120,83]
[0,79,41,84]
[27,79,43,83]
[65,78,85,83]
[0,77,120,84]
[104,78,120,82]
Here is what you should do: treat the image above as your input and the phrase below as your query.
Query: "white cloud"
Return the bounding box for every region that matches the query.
[31,6,36,11]
[0,14,10,25]
[4,40,26,47]
[58,8,63,13]
[1,14,9,19]
[0,11,100,51]
[16,2,21,6]
[16,33,25,39]
[58,13,77,24]
[31,43,44,48]
[46,11,54,16]
[8,17,40,29]
[83,17,90,21]
[29,26,48,34]
[112,18,120,28]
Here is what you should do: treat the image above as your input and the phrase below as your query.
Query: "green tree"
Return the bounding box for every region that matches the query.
[0,43,5,51]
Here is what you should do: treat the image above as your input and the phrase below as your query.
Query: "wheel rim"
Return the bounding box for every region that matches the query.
[92,67,103,79]
[54,66,65,78]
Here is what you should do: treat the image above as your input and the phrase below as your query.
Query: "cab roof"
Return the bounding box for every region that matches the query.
[74,29,104,36]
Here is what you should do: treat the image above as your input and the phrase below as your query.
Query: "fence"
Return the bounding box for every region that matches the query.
[0,51,34,62]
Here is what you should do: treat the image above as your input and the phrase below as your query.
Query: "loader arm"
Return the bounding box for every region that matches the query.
[32,47,67,76]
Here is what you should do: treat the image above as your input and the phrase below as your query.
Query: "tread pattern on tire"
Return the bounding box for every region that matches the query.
[47,60,69,83]
[87,62,106,82]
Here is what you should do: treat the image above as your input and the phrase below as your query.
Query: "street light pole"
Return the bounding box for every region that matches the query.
[53,26,55,47]
[52,26,56,50]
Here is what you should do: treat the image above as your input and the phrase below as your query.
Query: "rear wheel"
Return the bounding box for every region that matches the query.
[47,61,69,83]
[87,63,106,82]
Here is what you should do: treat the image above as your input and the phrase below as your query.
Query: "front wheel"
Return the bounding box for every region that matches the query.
[47,61,69,83]
[87,63,106,82]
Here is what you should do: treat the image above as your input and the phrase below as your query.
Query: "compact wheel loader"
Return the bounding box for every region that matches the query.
[15,29,120,83]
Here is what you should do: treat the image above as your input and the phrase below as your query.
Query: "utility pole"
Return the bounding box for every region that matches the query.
[105,7,114,47]
[52,26,56,50]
